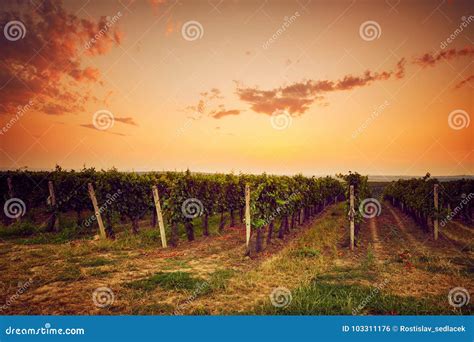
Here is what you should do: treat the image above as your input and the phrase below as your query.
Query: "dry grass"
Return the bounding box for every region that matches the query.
[0,203,472,315]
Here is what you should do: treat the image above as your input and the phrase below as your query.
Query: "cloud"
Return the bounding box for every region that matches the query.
[200,88,223,100]
[115,117,138,126]
[211,109,241,119]
[80,124,126,136]
[189,47,469,120]
[413,47,474,68]
[235,59,406,116]
[455,74,474,89]
[0,0,123,115]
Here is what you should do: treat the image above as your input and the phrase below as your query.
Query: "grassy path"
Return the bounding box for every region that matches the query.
[1,202,472,315]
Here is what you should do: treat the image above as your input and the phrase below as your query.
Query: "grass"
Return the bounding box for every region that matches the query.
[361,244,376,271]
[255,280,469,315]
[125,271,206,291]
[290,247,320,258]
[208,269,235,291]
[1,202,472,315]
[87,268,113,278]
[314,265,377,283]
[79,257,115,267]
[0,221,40,238]
[54,267,84,282]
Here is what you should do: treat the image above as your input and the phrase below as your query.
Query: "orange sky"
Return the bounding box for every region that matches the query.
[0,0,473,176]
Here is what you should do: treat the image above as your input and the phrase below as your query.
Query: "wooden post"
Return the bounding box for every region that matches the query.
[349,185,355,250]
[7,177,20,222]
[48,181,56,207]
[434,184,439,240]
[48,181,58,228]
[245,184,251,249]
[152,185,167,248]
[87,183,106,239]
[7,177,14,198]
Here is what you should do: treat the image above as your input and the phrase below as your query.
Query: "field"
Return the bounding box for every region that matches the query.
[1,174,473,315]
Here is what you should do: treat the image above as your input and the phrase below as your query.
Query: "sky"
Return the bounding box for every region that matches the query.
[0,0,473,176]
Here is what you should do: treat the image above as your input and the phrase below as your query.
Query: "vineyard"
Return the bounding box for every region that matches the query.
[0,168,345,251]
[0,169,472,315]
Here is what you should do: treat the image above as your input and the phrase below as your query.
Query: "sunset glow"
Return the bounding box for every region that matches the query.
[1,0,473,176]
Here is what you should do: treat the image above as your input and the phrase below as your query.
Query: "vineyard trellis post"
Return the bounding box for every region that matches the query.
[7,177,14,198]
[7,177,19,222]
[152,185,167,248]
[245,184,251,251]
[48,181,58,229]
[87,183,106,239]
[349,185,355,250]
[434,184,439,241]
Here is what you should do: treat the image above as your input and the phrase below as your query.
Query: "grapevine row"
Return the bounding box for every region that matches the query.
[0,167,345,252]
